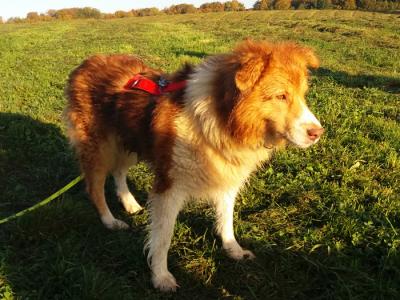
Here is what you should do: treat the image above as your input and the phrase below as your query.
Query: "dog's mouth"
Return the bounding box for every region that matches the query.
[263,127,288,149]
[261,119,284,149]
[284,131,321,149]
[263,131,315,149]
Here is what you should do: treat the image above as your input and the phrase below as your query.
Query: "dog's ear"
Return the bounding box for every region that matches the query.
[299,47,320,69]
[235,55,265,92]
[233,39,269,92]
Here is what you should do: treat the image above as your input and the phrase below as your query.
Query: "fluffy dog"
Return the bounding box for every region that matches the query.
[65,40,324,291]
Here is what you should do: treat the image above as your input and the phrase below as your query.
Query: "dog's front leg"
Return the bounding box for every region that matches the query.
[214,189,255,260]
[146,189,185,292]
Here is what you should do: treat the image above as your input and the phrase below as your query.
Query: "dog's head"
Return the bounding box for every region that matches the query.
[214,40,324,149]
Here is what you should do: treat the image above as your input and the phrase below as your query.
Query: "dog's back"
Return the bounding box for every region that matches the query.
[64,54,187,231]
[64,41,324,292]
[65,55,160,148]
[64,55,166,230]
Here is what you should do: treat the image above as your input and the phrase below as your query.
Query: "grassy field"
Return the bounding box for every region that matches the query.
[0,10,399,299]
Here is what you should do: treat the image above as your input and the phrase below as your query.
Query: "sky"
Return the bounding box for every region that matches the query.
[1,0,256,20]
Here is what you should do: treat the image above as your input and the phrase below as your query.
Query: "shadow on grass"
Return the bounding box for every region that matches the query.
[175,209,400,299]
[1,114,399,299]
[0,112,79,218]
[173,49,209,58]
[316,67,400,93]
[1,198,399,299]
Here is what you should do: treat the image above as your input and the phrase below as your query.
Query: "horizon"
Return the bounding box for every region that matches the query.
[1,0,255,21]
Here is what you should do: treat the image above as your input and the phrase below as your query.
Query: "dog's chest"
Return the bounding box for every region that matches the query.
[171,134,271,194]
[169,111,272,195]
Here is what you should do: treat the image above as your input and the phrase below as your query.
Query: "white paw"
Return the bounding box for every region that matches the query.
[225,245,256,260]
[122,199,143,214]
[119,194,143,214]
[101,216,129,230]
[152,271,179,292]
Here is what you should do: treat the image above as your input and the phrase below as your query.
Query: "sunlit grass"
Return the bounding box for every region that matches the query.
[0,10,399,299]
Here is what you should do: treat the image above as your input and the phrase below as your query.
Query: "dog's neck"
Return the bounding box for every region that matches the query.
[180,57,273,165]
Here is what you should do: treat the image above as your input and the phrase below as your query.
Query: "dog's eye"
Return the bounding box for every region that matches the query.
[276,94,287,101]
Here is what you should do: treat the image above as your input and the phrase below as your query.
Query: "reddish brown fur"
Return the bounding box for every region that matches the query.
[65,41,319,203]
[65,55,191,215]
[65,40,322,291]
[65,41,319,216]
[211,40,319,147]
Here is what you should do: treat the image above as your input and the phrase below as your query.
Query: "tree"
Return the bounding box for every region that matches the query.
[26,11,40,22]
[274,0,292,9]
[298,0,319,8]
[337,0,357,8]
[7,17,25,23]
[364,0,377,10]
[345,0,357,8]
[200,2,225,12]
[316,0,333,8]
[39,13,53,21]
[389,0,400,10]
[135,7,161,17]
[76,7,101,19]
[376,0,389,10]
[114,10,133,18]
[164,4,197,14]
[224,0,246,11]
[103,13,116,19]
[46,9,57,19]
[52,8,75,20]
[253,0,274,10]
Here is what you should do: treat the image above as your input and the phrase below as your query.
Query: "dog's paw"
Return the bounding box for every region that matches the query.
[101,216,129,230]
[152,271,179,292]
[226,247,256,260]
[223,240,256,260]
[119,194,143,214]
[123,199,143,214]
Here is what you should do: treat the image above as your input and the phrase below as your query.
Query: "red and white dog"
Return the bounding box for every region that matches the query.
[65,40,324,291]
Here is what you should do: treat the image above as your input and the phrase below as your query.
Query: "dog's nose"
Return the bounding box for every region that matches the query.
[307,127,324,141]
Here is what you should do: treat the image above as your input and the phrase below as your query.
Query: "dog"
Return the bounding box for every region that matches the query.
[65,40,324,292]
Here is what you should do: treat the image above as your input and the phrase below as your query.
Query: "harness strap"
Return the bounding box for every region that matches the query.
[124,74,186,95]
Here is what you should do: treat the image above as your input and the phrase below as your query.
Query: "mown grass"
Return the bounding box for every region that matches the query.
[0,10,399,299]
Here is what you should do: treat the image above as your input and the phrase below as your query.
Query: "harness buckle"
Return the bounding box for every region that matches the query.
[158,77,169,88]
[130,79,140,88]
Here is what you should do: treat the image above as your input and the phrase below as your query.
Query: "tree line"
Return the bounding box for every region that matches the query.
[255,0,400,10]
[2,0,399,23]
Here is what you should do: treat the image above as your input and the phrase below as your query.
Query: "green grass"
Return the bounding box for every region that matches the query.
[0,10,399,299]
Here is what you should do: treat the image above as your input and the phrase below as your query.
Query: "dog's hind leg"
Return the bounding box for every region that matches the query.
[79,138,129,230]
[146,188,186,292]
[112,152,143,214]
[85,162,129,230]
[84,165,129,230]
[214,188,255,260]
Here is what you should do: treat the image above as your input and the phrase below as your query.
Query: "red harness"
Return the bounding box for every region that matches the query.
[124,74,187,96]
